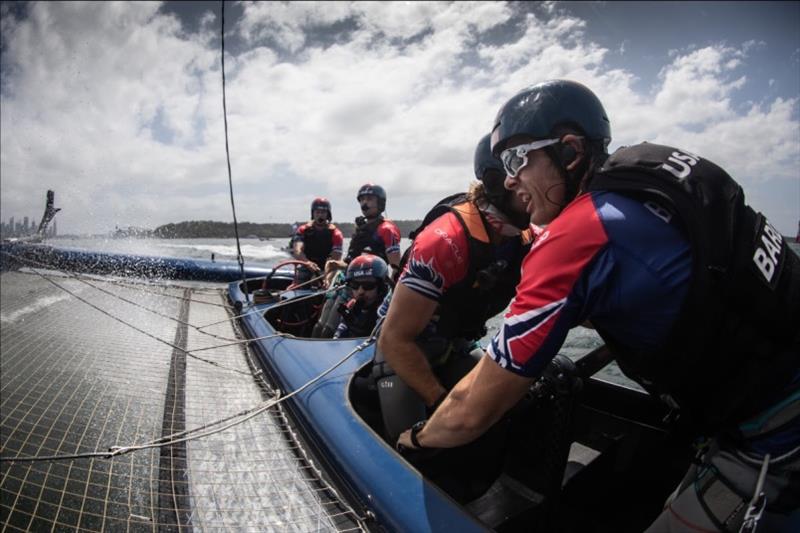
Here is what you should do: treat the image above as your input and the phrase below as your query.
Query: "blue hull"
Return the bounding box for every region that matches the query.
[228,281,488,532]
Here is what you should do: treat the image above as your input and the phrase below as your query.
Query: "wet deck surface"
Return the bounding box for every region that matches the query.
[1,270,361,532]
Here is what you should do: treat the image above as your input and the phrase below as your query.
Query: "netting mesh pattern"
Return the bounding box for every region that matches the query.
[1,271,363,532]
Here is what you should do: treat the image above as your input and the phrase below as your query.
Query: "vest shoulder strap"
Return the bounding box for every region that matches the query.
[451,202,490,244]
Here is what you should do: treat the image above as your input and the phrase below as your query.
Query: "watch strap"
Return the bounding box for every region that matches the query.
[410,421,426,449]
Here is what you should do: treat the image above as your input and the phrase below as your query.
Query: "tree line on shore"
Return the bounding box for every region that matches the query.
[153,219,423,239]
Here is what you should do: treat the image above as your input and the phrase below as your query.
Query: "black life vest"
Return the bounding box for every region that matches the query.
[401,194,531,341]
[338,293,385,338]
[301,223,335,270]
[588,142,800,432]
[347,216,388,262]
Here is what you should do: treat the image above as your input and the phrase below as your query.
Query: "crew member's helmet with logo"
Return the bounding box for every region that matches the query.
[345,254,389,285]
[357,183,387,213]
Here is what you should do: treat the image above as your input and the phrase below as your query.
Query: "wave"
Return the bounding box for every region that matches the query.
[159,243,289,261]
[1,293,73,323]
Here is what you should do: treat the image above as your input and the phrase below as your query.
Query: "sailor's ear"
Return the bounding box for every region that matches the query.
[560,134,585,171]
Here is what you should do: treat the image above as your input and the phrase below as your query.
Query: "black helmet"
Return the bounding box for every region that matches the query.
[473,133,530,230]
[346,253,389,283]
[474,133,506,204]
[357,183,387,212]
[310,197,332,221]
[490,79,611,156]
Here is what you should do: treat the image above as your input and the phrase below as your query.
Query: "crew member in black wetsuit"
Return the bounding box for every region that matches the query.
[375,133,534,443]
[326,183,402,277]
[316,185,402,337]
[291,197,344,270]
[333,254,390,339]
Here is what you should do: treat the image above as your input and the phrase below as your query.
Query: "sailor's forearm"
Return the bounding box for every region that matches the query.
[416,381,495,448]
[410,356,534,448]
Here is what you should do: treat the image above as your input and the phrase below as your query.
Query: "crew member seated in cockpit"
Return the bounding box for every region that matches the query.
[333,254,390,339]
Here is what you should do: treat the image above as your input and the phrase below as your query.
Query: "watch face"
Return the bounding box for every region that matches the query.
[412,420,426,431]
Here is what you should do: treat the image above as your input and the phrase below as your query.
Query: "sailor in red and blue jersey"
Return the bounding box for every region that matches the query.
[344,183,402,274]
[291,197,343,271]
[375,134,534,442]
[399,80,799,532]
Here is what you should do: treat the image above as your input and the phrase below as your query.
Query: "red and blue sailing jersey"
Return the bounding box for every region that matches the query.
[398,212,470,300]
[488,191,692,378]
[376,220,402,257]
[377,213,469,332]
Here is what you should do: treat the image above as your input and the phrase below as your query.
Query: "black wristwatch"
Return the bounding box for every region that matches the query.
[410,420,426,449]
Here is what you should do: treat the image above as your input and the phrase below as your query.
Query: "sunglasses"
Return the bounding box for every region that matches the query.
[348,280,378,291]
[499,138,560,178]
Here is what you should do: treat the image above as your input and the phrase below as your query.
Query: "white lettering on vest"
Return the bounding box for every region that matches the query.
[753,248,775,282]
[752,219,783,284]
[660,150,699,180]
[644,201,672,223]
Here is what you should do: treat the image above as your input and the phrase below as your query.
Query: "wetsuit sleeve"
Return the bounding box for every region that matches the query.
[488,194,609,377]
[378,221,402,255]
[331,227,344,255]
[291,224,308,246]
[397,212,469,301]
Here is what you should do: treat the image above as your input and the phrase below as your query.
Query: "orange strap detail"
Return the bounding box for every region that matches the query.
[451,202,490,243]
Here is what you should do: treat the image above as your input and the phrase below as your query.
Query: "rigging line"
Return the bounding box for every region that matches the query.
[0,327,378,464]
[108,329,378,457]
[225,312,369,528]
[2,251,240,343]
[220,0,249,301]
[19,264,252,376]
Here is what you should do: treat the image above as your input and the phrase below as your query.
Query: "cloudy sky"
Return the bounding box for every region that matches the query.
[1,1,798,236]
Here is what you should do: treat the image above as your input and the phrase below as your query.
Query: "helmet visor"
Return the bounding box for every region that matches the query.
[500,138,560,178]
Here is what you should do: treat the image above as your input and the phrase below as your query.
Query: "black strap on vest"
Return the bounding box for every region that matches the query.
[347,216,388,262]
[589,142,800,432]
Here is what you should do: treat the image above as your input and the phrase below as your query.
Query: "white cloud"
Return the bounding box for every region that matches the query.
[1,1,798,236]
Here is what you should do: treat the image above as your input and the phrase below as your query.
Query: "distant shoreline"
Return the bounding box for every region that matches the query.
[46,219,424,240]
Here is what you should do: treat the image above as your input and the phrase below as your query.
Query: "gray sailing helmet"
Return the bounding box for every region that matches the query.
[474,133,530,230]
[490,79,611,156]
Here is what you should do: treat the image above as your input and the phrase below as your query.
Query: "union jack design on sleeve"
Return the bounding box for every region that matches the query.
[489,298,566,371]
[489,194,609,377]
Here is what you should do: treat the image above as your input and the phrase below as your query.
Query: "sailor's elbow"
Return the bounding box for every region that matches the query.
[376,332,398,361]
[444,392,495,435]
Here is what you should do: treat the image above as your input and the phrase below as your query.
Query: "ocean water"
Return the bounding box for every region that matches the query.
[40,236,800,389]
